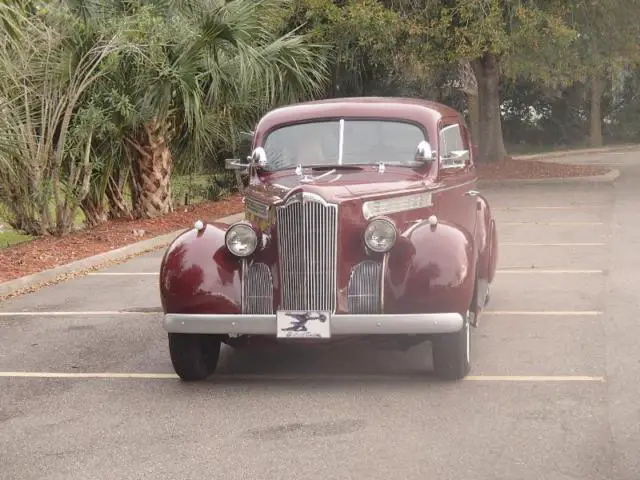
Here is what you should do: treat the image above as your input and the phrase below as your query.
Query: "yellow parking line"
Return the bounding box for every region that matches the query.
[500,222,603,226]
[465,375,605,382]
[0,372,177,378]
[500,243,605,246]
[497,269,603,274]
[494,206,605,210]
[0,372,605,382]
[484,310,602,316]
[0,311,159,317]
[87,272,157,276]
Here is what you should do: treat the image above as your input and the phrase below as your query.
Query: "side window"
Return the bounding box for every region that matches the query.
[438,123,470,168]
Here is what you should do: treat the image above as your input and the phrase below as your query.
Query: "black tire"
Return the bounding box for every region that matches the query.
[431,317,471,380]
[168,333,222,381]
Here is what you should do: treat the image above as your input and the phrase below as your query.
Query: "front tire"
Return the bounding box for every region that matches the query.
[168,333,222,381]
[431,314,471,380]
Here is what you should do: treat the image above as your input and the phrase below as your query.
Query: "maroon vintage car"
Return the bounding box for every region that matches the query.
[159,97,499,381]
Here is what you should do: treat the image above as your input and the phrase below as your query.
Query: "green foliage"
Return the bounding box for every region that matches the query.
[285,0,412,96]
[409,0,579,86]
[0,1,123,235]
[0,0,331,233]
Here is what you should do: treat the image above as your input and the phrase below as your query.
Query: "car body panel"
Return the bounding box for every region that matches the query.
[159,97,498,345]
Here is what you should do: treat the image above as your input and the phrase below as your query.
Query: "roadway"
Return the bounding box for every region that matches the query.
[1,148,639,479]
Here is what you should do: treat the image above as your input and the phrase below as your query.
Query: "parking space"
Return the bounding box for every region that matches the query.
[2,166,638,479]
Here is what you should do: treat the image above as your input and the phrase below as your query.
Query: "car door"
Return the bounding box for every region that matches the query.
[433,118,478,240]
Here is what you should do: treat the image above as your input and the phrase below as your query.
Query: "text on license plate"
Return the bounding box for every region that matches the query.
[276,310,332,339]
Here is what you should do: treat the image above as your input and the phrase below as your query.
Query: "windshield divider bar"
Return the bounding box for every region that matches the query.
[338,118,344,165]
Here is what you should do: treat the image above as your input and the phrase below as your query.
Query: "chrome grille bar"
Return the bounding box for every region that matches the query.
[347,260,383,314]
[276,193,338,312]
[242,262,274,314]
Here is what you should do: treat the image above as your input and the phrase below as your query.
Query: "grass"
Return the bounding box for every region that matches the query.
[0,229,33,248]
[0,171,238,249]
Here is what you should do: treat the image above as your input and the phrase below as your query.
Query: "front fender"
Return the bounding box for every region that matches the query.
[383,220,476,315]
[159,222,242,314]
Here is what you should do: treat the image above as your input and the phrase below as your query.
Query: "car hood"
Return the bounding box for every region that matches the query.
[248,166,430,205]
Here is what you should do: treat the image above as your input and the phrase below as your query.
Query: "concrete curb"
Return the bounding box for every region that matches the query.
[478,168,620,186]
[0,212,245,299]
[511,144,640,162]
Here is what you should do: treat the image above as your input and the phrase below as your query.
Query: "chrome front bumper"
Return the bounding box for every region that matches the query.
[163,313,464,335]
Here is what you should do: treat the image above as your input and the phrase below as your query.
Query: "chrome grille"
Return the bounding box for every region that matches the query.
[276,193,338,312]
[242,262,273,314]
[347,260,383,314]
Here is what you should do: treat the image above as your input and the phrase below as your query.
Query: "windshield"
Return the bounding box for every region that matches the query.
[261,119,427,171]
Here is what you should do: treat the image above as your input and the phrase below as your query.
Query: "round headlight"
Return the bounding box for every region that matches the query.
[364,218,397,253]
[225,223,258,257]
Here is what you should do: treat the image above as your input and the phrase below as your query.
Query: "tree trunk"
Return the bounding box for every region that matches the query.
[80,197,108,228]
[106,175,132,220]
[467,92,480,141]
[471,53,508,163]
[589,72,604,147]
[128,119,174,219]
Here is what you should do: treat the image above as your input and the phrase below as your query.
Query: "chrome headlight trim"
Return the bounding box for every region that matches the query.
[225,222,258,257]
[364,217,397,253]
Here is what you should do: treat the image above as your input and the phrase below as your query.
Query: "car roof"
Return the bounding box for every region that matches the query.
[253,96,461,138]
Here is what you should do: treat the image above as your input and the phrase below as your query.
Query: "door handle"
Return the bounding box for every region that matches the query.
[465,190,480,197]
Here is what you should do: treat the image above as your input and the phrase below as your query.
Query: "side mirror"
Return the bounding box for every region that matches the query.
[441,149,470,168]
[251,147,267,168]
[225,158,249,171]
[415,140,435,163]
[239,131,254,142]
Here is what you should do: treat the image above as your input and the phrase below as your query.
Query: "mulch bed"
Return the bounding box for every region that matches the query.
[475,158,609,180]
[0,159,611,284]
[0,193,243,283]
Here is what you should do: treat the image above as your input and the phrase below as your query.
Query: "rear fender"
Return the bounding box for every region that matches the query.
[475,193,498,283]
[383,220,476,315]
[159,221,242,314]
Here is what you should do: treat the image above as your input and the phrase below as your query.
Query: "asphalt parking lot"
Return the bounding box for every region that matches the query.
[1,149,639,480]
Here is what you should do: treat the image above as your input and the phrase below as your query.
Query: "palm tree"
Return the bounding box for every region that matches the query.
[0,1,122,235]
[0,0,330,235]
[76,0,331,219]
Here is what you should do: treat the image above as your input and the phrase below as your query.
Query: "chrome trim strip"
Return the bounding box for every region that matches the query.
[240,258,246,313]
[338,118,344,164]
[427,178,476,194]
[381,253,388,312]
[362,192,433,220]
[164,312,464,335]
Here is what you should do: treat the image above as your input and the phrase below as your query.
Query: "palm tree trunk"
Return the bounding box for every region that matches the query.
[80,197,108,227]
[106,174,132,220]
[128,118,174,219]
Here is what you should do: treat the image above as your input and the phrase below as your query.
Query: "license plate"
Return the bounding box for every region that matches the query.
[276,310,331,339]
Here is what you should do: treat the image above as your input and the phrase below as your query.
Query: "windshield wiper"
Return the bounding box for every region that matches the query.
[311,165,363,172]
[300,168,337,183]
